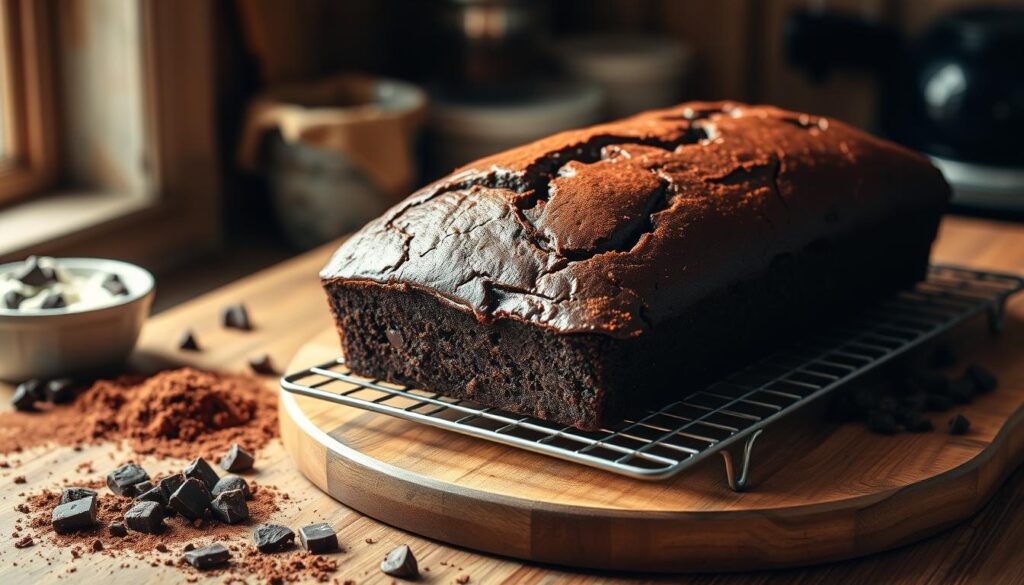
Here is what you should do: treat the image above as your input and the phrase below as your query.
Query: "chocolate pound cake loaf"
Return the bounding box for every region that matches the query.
[321,102,950,430]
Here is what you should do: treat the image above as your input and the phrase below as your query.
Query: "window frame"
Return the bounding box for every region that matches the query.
[0,0,58,207]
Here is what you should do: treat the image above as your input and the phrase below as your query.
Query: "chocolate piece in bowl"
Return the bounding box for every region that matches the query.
[101,273,129,296]
[40,293,67,309]
[219,443,254,473]
[320,101,950,430]
[184,457,220,490]
[183,543,231,570]
[3,290,25,309]
[52,496,98,534]
[107,463,151,497]
[13,256,57,288]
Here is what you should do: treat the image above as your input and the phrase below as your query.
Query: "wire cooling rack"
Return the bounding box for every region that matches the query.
[282,265,1023,489]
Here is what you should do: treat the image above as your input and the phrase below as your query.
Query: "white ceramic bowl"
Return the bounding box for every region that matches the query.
[0,258,155,382]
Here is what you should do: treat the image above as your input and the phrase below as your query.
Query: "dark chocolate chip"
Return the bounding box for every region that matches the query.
[210,489,249,524]
[381,544,419,579]
[52,496,98,534]
[219,444,254,473]
[14,256,57,288]
[949,376,975,404]
[3,290,26,309]
[183,543,195,552]
[40,293,67,309]
[109,522,128,537]
[299,523,338,554]
[252,524,295,553]
[101,273,129,296]
[966,364,997,394]
[867,411,899,435]
[211,474,250,500]
[928,343,957,368]
[45,378,77,404]
[898,410,934,433]
[168,477,212,521]
[177,329,201,351]
[60,487,98,505]
[949,413,971,435]
[184,457,220,490]
[156,473,186,501]
[183,543,231,570]
[124,501,164,534]
[11,384,37,412]
[221,303,252,330]
[247,353,276,376]
[106,463,150,496]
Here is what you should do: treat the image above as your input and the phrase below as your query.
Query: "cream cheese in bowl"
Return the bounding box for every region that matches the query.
[0,257,155,381]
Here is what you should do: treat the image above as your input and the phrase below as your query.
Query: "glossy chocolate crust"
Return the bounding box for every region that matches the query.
[321,102,950,339]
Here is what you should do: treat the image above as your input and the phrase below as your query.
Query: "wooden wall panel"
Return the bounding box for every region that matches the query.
[658,0,753,100]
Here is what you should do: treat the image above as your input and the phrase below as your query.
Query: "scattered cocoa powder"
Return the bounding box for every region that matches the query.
[14,535,33,548]
[0,368,277,459]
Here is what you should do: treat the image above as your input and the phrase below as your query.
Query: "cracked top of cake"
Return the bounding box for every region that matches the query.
[321,102,949,339]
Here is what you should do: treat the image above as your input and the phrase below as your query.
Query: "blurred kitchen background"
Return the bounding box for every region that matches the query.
[0,0,1022,308]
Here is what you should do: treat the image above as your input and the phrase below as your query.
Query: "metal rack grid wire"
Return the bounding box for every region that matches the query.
[282,264,1023,487]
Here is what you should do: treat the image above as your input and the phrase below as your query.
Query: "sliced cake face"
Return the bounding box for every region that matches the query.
[321,101,949,339]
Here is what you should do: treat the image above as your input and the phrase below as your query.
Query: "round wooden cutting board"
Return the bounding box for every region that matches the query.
[279,306,1024,573]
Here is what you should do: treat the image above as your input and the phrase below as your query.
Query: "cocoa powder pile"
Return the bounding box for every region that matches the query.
[0,368,277,459]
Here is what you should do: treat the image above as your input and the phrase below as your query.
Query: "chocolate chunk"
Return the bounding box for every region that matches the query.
[178,329,201,351]
[949,413,971,435]
[210,489,249,524]
[41,293,67,309]
[11,384,37,411]
[133,480,154,495]
[156,473,186,501]
[3,290,26,309]
[135,486,166,507]
[219,444,254,473]
[966,364,997,394]
[183,543,195,552]
[299,523,338,554]
[169,477,212,521]
[183,543,231,570]
[252,524,295,553]
[92,539,103,552]
[20,379,47,401]
[928,343,957,368]
[106,463,150,496]
[45,378,77,404]
[101,273,129,296]
[124,501,164,534]
[248,353,276,375]
[14,256,56,287]
[898,410,934,433]
[866,411,898,435]
[381,544,419,579]
[60,487,98,505]
[949,376,975,404]
[109,522,128,537]
[221,303,252,330]
[155,543,168,553]
[211,474,251,500]
[184,457,220,490]
[52,496,98,534]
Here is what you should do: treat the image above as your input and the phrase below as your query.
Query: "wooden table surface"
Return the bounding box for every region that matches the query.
[3,215,1024,585]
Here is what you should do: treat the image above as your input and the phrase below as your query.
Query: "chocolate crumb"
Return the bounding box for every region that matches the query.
[13,475,26,484]
[178,329,201,351]
[14,536,34,549]
[247,354,277,376]
[221,303,253,331]
[156,543,169,553]
[92,539,103,552]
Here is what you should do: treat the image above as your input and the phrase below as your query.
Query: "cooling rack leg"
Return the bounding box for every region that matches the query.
[720,429,763,492]
[988,301,1006,336]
